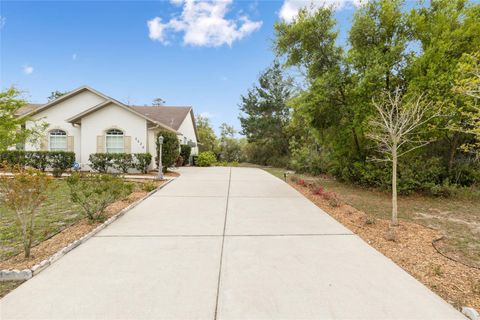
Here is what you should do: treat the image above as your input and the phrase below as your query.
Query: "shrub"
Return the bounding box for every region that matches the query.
[89,153,112,173]
[0,150,27,167]
[156,130,180,172]
[0,166,52,257]
[192,155,198,166]
[26,151,49,171]
[112,153,133,174]
[180,144,192,165]
[197,151,216,167]
[175,155,184,167]
[142,181,157,192]
[66,173,133,222]
[49,151,75,177]
[134,153,152,174]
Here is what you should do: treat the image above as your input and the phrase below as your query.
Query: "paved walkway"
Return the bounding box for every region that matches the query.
[0,167,464,319]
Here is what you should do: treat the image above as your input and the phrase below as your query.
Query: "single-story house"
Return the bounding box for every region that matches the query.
[17,85,199,170]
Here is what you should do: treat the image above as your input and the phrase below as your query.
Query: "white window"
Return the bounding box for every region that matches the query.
[49,129,67,151]
[106,129,124,153]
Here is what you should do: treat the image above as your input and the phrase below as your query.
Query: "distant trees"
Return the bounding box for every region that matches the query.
[196,114,218,153]
[239,62,292,166]
[47,90,67,102]
[152,98,166,106]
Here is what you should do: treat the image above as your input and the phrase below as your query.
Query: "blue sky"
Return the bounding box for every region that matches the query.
[0,0,358,134]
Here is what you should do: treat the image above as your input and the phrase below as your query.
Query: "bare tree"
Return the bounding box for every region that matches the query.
[367,89,439,226]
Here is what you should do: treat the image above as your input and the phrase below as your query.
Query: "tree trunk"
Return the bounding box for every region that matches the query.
[391,147,398,226]
[352,128,362,159]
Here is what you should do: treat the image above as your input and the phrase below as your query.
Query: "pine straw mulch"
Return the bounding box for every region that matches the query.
[290,182,480,311]
[0,188,155,270]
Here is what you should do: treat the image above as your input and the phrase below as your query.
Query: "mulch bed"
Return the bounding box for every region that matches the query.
[0,187,156,270]
[290,182,480,311]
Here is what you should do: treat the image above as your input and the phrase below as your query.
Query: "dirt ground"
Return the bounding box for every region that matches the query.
[290,180,480,311]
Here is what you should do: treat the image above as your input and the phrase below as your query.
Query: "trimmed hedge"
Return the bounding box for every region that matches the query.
[0,150,75,176]
[89,153,152,173]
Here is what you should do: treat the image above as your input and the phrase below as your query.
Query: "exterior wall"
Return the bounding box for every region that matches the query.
[177,110,198,156]
[25,90,106,162]
[147,129,158,170]
[81,103,148,168]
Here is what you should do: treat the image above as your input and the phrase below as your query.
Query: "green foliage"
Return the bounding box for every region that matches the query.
[239,62,292,163]
[112,153,133,173]
[156,129,180,172]
[142,182,157,192]
[48,151,75,177]
[197,151,217,167]
[196,114,218,153]
[0,167,52,257]
[180,144,192,165]
[0,150,74,176]
[47,90,67,102]
[134,153,152,173]
[218,123,243,162]
[66,173,133,222]
[0,87,47,151]
[88,153,112,173]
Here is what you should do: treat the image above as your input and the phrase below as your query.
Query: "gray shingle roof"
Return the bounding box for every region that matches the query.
[130,106,192,130]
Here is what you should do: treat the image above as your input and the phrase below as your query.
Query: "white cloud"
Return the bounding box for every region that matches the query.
[22,65,34,75]
[72,53,77,60]
[147,0,262,47]
[279,0,363,23]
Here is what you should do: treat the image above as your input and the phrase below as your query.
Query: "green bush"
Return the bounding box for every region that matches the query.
[112,153,133,174]
[197,151,216,167]
[89,153,112,173]
[142,181,157,192]
[66,173,133,222]
[0,150,27,167]
[49,151,75,177]
[180,145,192,166]
[192,155,198,166]
[156,130,180,172]
[134,153,152,174]
[26,151,49,171]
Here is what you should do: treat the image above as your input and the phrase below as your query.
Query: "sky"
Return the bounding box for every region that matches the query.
[0,0,360,134]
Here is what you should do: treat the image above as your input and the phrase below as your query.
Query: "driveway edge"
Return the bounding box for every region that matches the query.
[0,178,175,281]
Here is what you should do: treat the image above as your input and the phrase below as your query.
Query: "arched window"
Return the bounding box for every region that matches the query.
[49,129,67,151]
[106,129,124,153]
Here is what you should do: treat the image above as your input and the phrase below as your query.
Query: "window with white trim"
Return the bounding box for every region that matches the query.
[106,129,124,153]
[49,129,67,151]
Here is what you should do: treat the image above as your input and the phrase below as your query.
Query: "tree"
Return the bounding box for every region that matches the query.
[218,123,242,162]
[156,129,179,172]
[367,89,439,226]
[47,90,67,102]
[152,98,166,106]
[239,62,292,165]
[0,167,52,258]
[0,87,46,151]
[196,114,218,152]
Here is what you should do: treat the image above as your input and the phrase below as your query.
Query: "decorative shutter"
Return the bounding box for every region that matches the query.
[40,135,49,151]
[124,136,131,154]
[96,135,105,153]
[67,136,74,152]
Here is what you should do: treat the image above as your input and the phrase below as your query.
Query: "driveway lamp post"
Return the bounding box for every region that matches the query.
[157,135,164,180]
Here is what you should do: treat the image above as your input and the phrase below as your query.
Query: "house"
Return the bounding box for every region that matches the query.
[18,86,199,170]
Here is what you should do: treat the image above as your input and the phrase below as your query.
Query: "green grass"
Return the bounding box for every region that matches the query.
[0,281,24,298]
[263,167,480,267]
[0,180,83,260]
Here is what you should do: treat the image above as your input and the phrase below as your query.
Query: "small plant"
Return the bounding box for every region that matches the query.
[142,181,157,192]
[0,166,52,258]
[384,227,397,241]
[66,173,133,222]
[89,153,112,173]
[197,151,216,167]
[112,153,133,174]
[431,264,444,277]
[365,215,376,225]
[134,153,152,174]
[297,179,306,186]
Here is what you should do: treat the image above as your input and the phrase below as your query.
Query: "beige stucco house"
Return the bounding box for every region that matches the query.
[18,86,198,170]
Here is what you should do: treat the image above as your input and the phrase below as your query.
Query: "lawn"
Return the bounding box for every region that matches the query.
[0,180,83,261]
[263,167,480,268]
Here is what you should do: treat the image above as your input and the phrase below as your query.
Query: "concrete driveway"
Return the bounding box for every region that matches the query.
[0,167,464,319]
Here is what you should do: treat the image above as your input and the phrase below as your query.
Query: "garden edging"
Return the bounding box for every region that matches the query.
[0,178,175,281]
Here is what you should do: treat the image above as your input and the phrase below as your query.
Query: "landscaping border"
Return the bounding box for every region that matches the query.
[0,178,175,281]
